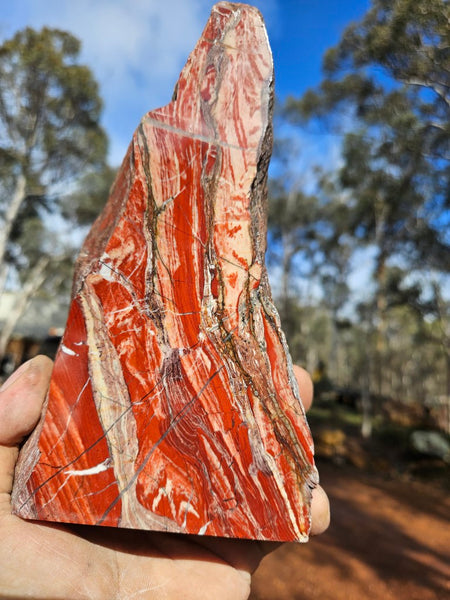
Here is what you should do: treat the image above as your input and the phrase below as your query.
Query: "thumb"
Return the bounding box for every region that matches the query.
[0,355,53,497]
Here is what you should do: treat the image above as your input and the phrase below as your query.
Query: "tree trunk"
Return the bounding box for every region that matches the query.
[433,282,450,398]
[361,348,373,438]
[0,257,49,360]
[373,195,389,398]
[0,264,9,299]
[0,173,27,288]
[329,312,339,384]
[361,389,373,438]
[280,233,294,315]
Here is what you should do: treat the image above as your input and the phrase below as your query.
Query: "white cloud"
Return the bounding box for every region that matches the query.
[22,0,215,163]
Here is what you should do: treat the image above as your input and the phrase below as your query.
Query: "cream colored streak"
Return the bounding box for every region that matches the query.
[80,276,179,532]
[142,116,251,152]
[237,386,305,539]
[79,278,143,527]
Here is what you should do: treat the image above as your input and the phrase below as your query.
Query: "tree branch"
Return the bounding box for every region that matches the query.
[400,77,450,108]
[0,172,26,285]
[0,255,50,358]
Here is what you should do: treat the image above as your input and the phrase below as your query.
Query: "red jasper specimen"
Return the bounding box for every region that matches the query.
[12,2,318,542]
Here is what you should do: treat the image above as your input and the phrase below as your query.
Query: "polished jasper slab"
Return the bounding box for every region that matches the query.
[12,2,318,541]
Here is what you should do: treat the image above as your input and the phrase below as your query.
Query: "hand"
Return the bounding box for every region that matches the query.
[0,356,329,600]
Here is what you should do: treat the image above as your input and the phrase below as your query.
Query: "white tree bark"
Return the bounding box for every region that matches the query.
[0,172,27,288]
[0,256,49,359]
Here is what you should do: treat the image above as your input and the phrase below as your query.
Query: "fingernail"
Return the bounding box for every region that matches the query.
[0,358,34,393]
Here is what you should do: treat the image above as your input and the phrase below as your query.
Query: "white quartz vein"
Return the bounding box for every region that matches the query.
[143,116,258,152]
[66,458,113,477]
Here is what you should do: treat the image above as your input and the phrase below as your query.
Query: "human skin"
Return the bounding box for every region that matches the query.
[0,356,329,600]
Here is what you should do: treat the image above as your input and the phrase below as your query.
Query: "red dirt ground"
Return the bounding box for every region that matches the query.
[250,461,450,600]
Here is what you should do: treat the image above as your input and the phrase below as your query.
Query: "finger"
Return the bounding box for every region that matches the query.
[292,367,329,534]
[0,355,53,497]
[310,484,330,536]
[293,364,314,411]
[207,482,331,571]
[0,355,53,445]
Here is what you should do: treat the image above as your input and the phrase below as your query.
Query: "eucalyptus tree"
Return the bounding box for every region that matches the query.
[0,27,108,358]
[274,0,449,436]
[286,0,449,314]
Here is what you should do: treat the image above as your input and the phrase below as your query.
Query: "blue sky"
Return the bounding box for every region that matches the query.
[0,0,370,165]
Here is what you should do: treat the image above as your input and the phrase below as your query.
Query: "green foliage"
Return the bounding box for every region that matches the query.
[61,164,116,226]
[0,26,110,357]
[268,184,323,270]
[270,0,450,407]
[0,27,107,186]
[0,26,109,272]
[285,0,449,276]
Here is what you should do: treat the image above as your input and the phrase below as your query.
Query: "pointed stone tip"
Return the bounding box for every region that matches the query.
[212,1,263,16]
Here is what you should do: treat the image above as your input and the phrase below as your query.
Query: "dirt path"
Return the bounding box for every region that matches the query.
[250,462,450,600]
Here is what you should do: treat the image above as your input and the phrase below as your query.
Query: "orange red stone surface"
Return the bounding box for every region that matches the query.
[12,2,318,542]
